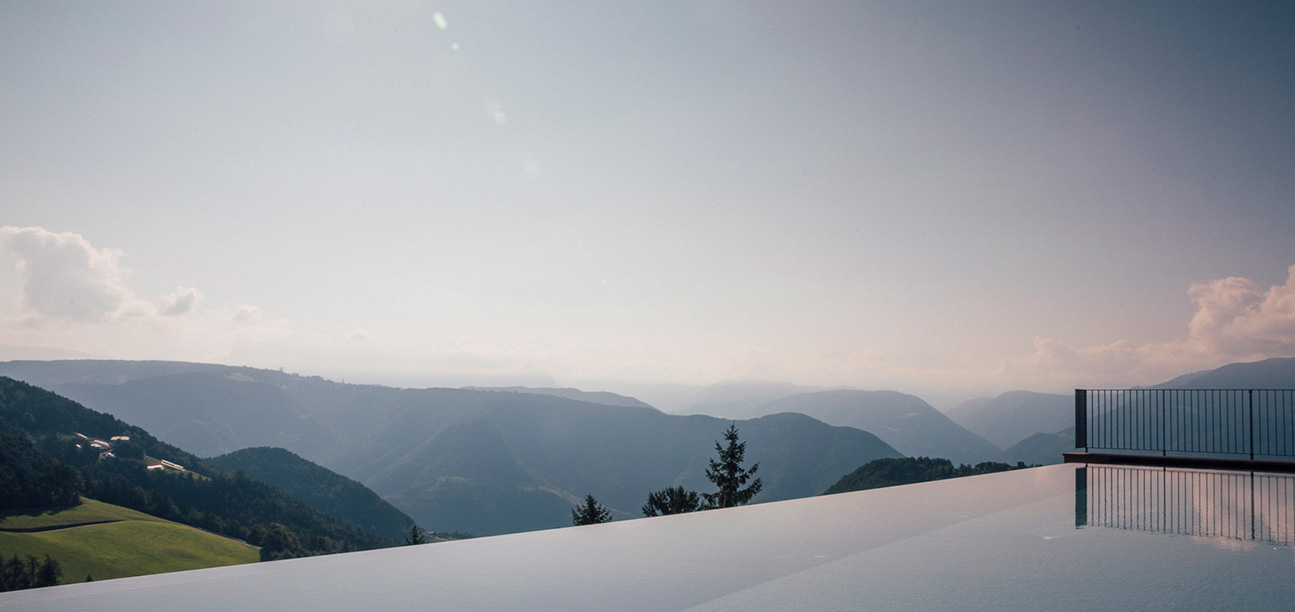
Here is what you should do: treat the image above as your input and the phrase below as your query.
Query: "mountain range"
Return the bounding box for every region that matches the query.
[6,358,1290,536]
[1153,358,1295,389]
[0,361,901,536]
[944,390,1072,450]
[669,382,1002,465]
[755,390,1001,465]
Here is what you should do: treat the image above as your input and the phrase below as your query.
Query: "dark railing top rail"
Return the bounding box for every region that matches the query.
[1075,388,1295,462]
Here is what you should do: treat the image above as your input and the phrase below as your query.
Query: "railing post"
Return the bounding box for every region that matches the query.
[1165,390,1175,452]
[1075,389,1087,451]
[1249,390,1255,460]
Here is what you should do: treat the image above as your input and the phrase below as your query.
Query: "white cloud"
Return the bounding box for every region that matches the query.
[1006,265,1295,388]
[232,305,263,322]
[0,227,280,364]
[1183,269,1295,358]
[0,226,140,322]
[159,286,201,316]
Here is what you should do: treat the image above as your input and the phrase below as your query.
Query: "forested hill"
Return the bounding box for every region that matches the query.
[0,376,397,560]
[823,457,1028,495]
[208,447,415,541]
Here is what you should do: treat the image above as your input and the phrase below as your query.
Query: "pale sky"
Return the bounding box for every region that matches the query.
[2,1,1293,408]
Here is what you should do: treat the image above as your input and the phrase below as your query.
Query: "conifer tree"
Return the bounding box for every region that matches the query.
[35,555,60,588]
[642,486,702,517]
[404,523,428,545]
[571,494,612,526]
[0,554,62,591]
[702,423,762,509]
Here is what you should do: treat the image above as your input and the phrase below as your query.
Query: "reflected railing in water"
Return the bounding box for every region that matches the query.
[1076,465,1295,546]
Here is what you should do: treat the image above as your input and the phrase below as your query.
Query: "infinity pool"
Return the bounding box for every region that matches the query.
[5,463,1293,611]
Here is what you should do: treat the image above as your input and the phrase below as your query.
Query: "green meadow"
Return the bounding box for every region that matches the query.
[0,498,259,584]
[0,498,156,531]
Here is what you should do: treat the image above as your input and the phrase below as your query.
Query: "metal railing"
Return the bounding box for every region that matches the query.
[1076,389,1295,459]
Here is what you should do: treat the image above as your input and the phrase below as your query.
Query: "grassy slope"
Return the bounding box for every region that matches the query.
[0,498,259,583]
[0,498,156,530]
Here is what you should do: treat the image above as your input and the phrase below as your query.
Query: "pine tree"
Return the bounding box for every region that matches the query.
[571,494,612,526]
[35,555,60,588]
[0,556,15,591]
[642,486,702,517]
[702,423,762,509]
[404,523,428,545]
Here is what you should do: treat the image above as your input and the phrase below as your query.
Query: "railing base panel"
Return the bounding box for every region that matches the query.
[1064,451,1295,474]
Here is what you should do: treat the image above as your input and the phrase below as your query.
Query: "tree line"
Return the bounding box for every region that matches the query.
[572,422,763,525]
[0,555,62,592]
[822,456,1030,494]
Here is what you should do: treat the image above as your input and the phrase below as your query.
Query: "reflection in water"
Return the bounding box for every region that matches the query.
[1076,465,1295,546]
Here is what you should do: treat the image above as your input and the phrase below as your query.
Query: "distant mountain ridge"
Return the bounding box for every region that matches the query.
[1152,358,1295,389]
[461,386,655,410]
[944,391,1072,450]
[999,430,1073,466]
[0,360,902,536]
[0,359,237,386]
[56,371,334,460]
[670,380,826,419]
[747,390,1001,465]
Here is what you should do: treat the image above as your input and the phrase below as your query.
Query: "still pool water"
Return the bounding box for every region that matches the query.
[4,463,1293,611]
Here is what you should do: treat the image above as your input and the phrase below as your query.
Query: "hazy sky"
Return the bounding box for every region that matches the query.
[2,1,1293,407]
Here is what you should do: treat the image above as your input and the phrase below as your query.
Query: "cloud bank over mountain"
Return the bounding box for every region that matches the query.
[1009,265,1295,388]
